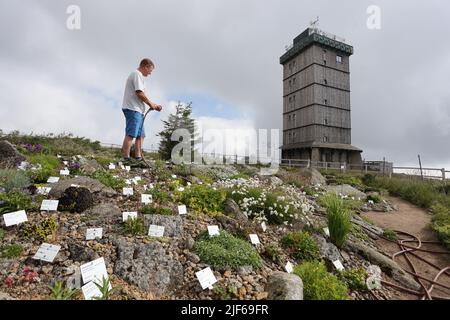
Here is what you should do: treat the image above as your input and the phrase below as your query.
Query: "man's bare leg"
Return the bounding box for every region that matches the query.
[121,135,134,158]
[135,136,144,158]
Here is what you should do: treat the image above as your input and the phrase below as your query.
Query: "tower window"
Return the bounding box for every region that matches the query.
[336,55,342,64]
[323,136,328,143]
[324,118,328,125]
[324,99,328,105]
[324,79,328,85]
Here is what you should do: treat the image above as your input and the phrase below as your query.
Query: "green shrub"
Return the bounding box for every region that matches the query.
[22,217,58,241]
[48,280,79,300]
[194,230,263,270]
[122,218,145,236]
[0,169,30,192]
[141,204,172,216]
[0,191,35,214]
[90,171,126,190]
[263,243,282,264]
[0,229,5,241]
[339,268,368,291]
[181,185,227,217]
[431,204,450,249]
[293,261,349,300]
[362,174,376,186]
[281,231,319,262]
[367,193,383,204]
[322,194,352,248]
[383,228,398,241]
[146,186,170,205]
[1,244,23,258]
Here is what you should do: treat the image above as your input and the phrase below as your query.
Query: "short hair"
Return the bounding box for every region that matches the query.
[140,58,154,68]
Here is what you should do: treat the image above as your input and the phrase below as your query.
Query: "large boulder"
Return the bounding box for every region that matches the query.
[84,202,121,225]
[266,272,303,300]
[58,187,94,213]
[312,234,343,264]
[298,168,326,186]
[224,198,248,223]
[0,141,26,169]
[143,215,184,238]
[78,156,103,174]
[325,184,367,200]
[48,176,116,199]
[114,238,184,297]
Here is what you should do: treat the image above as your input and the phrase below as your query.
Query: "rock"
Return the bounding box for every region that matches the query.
[215,215,253,238]
[270,176,283,187]
[0,140,26,169]
[266,272,303,300]
[325,184,367,200]
[67,242,98,262]
[84,203,121,225]
[143,215,184,238]
[78,157,103,174]
[186,252,201,264]
[114,238,184,297]
[66,266,82,289]
[313,234,343,264]
[298,168,326,186]
[345,240,421,291]
[48,176,116,199]
[224,198,248,223]
[237,266,253,276]
[256,292,268,300]
[351,215,384,236]
[58,187,94,213]
[0,292,16,300]
[184,235,195,250]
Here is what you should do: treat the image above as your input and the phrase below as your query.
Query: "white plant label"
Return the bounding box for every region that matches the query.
[33,243,61,263]
[125,166,131,172]
[63,161,68,166]
[142,169,147,173]
[86,228,103,240]
[187,182,191,186]
[148,225,165,238]
[134,176,142,182]
[47,177,60,183]
[178,205,187,215]
[40,200,59,211]
[148,183,154,189]
[285,261,294,274]
[80,257,109,286]
[123,188,134,196]
[368,200,374,205]
[122,212,138,221]
[108,164,116,170]
[171,174,177,179]
[37,187,52,195]
[207,225,220,237]
[333,260,345,271]
[177,187,185,192]
[195,267,217,290]
[261,222,267,232]
[125,179,132,185]
[323,227,330,237]
[3,210,28,227]
[249,234,260,245]
[120,165,125,170]
[57,154,62,158]
[82,281,102,300]
[141,194,153,204]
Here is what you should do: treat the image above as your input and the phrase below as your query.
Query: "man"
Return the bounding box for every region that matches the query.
[121,58,162,165]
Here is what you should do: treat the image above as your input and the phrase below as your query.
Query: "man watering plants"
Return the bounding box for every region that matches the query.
[121,58,162,165]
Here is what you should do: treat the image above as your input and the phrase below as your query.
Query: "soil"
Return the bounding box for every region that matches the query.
[362,196,450,300]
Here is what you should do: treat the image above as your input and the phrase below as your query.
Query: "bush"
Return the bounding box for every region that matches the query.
[181,185,227,217]
[0,229,5,241]
[48,280,79,300]
[1,244,23,258]
[281,231,319,262]
[0,169,30,192]
[293,261,348,300]
[194,230,263,270]
[91,171,126,190]
[141,204,172,216]
[22,218,58,241]
[367,193,383,204]
[321,194,352,248]
[263,243,282,264]
[383,228,398,241]
[145,186,170,205]
[122,218,145,236]
[0,191,35,214]
[431,204,450,249]
[339,268,368,291]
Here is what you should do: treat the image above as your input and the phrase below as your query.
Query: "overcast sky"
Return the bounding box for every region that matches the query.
[0,0,449,168]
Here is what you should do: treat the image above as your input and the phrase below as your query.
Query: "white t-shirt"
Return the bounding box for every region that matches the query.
[122,70,147,114]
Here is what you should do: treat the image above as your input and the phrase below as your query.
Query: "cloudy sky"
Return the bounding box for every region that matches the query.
[0,0,449,168]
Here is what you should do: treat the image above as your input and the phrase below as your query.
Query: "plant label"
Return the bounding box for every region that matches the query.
[368,200,374,205]
[40,200,59,211]
[148,225,165,237]
[80,257,108,285]
[333,260,345,271]
[171,174,177,179]
[3,210,28,227]
[177,187,185,192]
[47,177,60,183]
[141,194,153,204]
[195,267,217,290]
[178,205,187,215]
[148,183,154,189]
[323,227,330,237]
[57,154,62,158]
[37,187,52,195]
[122,212,138,221]
[261,222,267,232]
[187,182,191,186]
[249,234,260,245]
[207,225,220,237]
[285,261,294,273]
[142,169,147,173]
[125,166,131,172]
[125,179,132,185]
[33,243,61,262]
[63,161,68,166]
[123,188,133,196]
[108,164,116,170]
[134,176,142,181]
[86,228,103,240]
[81,281,102,300]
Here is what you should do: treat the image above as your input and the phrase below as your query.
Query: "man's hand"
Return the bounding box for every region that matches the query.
[151,104,162,112]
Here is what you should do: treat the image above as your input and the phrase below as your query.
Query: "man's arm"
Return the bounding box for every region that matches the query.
[136,90,162,111]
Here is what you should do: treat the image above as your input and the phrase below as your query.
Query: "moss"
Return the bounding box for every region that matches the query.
[22,218,58,241]
[1,244,23,258]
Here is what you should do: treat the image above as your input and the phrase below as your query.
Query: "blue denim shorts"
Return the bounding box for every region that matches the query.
[122,109,145,138]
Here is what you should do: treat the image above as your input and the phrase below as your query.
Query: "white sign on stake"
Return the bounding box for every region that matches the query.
[80,257,109,286]
[323,227,330,237]
[171,174,177,179]
[125,166,131,172]
[143,169,147,173]
[63,161,68,166]
[178,205,187,215]
[249,234,260,245]
[148,225,165,238]
[40,200,59,211]
[33,243,61,263]
[37,187,52,195]
[47,177,60,183]
[82,281,102,300]
[141,194,153,204]
[333,260,345,271]
[125,179,132,185]
[122,212,138,221]
[285,261,294,274]
[195,267,217,290]
[108,163,116,170]
[134,176,142,182]
[207,225,220,237]
[123,188,134,196]
[177,187,185,192]
[3,210,28,227]
[86,228,103,240]
[261,222,267,232]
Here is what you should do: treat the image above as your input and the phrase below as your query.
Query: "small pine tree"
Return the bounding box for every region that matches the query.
[157,102,199,162]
